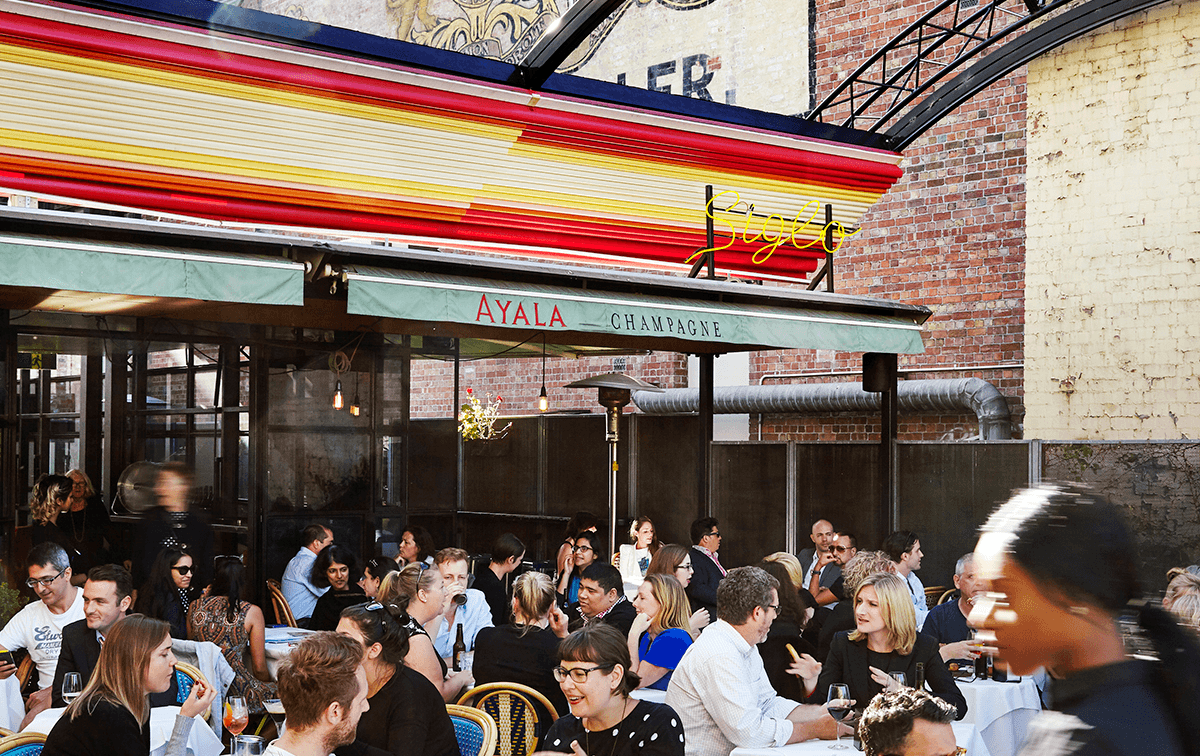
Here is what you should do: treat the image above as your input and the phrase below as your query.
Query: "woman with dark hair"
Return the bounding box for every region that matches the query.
[377,564,474,701]
[308,544,367,631]
[359,556,399,600]
[396,525,435,568]
[970,483,1199,756]
[139,547,198,639]
[474,571,569,714]
[809,572,966,718]
[557,512,600,582]
[646,544,710,632]
[617,516,661,599]
[756,559,818,701]
[42,615,216,756]
[558,531,602,614]
[540,624,683,756]
[334,602,459,756]
[188,555,277,712]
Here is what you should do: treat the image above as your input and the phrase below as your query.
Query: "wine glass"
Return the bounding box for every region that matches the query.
[224,696,249,737]
[62,672,82,704]
[264,699,286,736]
[827,684,852,750]
[888,671,907,689]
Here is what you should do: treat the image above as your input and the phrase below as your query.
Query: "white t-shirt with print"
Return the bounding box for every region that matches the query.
[0,588,85,688]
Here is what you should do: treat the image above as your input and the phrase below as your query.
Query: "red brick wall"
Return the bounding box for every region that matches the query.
[752,0,1027,441]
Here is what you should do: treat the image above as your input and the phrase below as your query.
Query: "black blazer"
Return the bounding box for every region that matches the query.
[685,547,722,623]
[53,619,179,708]
[809,632,967,720]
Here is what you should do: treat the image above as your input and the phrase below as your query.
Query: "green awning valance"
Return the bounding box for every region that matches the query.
[346,266,925,353]
[0,234,305,305]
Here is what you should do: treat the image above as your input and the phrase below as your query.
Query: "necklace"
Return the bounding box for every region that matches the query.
[69,506,86,543]
[583,698,629,756]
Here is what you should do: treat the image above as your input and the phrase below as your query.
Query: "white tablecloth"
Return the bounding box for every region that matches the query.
[0,676,22,732]
[264,627,317,679]
[24,705,223,756]
[730,721,987,755]
[958,677,1041,756]
[630,688,667,704]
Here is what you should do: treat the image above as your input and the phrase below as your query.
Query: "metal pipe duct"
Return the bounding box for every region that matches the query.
[631,378,1012,440]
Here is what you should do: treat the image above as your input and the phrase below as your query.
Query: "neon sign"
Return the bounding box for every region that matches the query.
[686,190,861,268]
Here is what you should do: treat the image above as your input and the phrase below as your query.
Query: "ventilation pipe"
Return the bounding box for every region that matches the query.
[631,378,1012,440]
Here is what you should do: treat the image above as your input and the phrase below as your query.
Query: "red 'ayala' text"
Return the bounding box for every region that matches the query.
[475,294,566,327]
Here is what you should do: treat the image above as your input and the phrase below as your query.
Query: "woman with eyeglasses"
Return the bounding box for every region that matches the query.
[473,571,570,715]
[61,468,115,579]
[540,624,683,756]
[617,517,661,600]
[377,564,473,702]
[308,544,367,632]
[188,555,277,713]
[557,512,599,583]
[334,602,459,756]
[627,573,692,691]
[558,531,601,616]
[138,547,198,639]
[809,572,966,719]
[646,544,710,633]
[969,484,1198,756]
[359,556,399,600]
[42,614,216,756]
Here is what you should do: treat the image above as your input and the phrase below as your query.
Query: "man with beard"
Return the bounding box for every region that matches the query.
[266,632,370,756]
[666,566,843,756]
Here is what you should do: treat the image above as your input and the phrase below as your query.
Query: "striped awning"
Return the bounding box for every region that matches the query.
[0,234,305,305]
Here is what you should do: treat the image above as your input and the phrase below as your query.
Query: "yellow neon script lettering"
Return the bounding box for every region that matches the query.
[751,213,787,265]
[687,189,739,265]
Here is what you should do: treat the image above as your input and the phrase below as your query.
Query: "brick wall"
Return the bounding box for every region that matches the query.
[1024,0,1200,440]
[754,0,1028,441]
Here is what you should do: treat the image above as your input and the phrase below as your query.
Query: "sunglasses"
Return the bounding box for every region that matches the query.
[172,565,193,575]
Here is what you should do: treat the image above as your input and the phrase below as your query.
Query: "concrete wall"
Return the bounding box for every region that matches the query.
[1024,0,1200,440]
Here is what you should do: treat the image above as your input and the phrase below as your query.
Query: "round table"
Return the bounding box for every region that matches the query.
[264,626,318,679]
[730,721,987,755]
[957,676,1042,756]
[0,676,22,732]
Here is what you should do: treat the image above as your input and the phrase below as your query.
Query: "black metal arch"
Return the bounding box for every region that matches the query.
[885,0,1178,148]
[509,0,629,88]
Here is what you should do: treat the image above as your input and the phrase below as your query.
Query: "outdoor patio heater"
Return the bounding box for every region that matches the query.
[566,373,664,558]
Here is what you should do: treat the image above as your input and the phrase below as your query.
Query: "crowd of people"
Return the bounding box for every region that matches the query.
[4,467,1200,756]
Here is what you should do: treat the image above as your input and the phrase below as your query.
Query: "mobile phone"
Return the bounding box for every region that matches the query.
[0,650,15,668]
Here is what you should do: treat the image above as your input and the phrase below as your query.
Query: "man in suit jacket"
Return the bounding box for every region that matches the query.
[797,519,842,606]
[53,564,178,706]
[686,517,725,624]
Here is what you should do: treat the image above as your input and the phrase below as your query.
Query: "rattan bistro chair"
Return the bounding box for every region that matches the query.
[447,704,498,756]
[174,662,211,721]
[457,682,558,756]
[266,579,298,628]
[0,731,46,756]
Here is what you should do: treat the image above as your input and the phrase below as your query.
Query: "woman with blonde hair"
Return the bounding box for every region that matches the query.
[29,474,78,575]
[42,614,216,756]
[762,551,806,593]
[473,571,570,714]
[645,544,710,632]
[627,573,693,690]
[377,564,472,701]
[809,572,965,717]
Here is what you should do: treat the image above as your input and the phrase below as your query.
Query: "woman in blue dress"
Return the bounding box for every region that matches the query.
[627,573,693,691]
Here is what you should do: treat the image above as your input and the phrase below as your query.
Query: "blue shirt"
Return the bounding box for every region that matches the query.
[433,589,495,658]
[281,547,326,620]
[638,627,692,691]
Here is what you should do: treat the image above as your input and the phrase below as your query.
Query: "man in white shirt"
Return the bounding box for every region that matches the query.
[667,566,842,756]
[265,631,370,756]
[282,523,333,625]
[883,530,928,629]
[0,543,86,726]
[431,548,493,661]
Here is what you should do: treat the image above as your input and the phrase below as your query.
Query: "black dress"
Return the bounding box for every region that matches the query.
[810,632,967,720]
[60,497,115,574]
[540,699,684,756]
[757,618,817,702]
[472,623,567,715]
[42,699,151,756]
[309,587,368,631]
[1016,660,1184,756]
[335,665,459,756]
[31,521,84,574]
[472,566,510,626]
